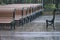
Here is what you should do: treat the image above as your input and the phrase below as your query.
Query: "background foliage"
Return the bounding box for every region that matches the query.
[0,0,60,9]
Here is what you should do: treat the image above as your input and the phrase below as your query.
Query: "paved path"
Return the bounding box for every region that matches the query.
[0,15,60,40]
[1,32,60,40]
[14,15,60,32]
[32,15,60,23]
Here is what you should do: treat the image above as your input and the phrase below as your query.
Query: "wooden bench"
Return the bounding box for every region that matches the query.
[0,8,16,30]
[15,8,23,26]
[24,7,33,23]
[15,7,28,26]
[0,4,43,26]
[21,7,29,24]
[2,5,32,26]
[15,8,23,20]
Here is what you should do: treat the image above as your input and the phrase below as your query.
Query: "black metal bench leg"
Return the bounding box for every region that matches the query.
[11,23,12,30]
[13,22,15,30]
[19,20,21,26]
[25,18,28,23]
[11,22,15,30]
[53,23,55,30]
[46,20,48,29]
[21,19,24,26]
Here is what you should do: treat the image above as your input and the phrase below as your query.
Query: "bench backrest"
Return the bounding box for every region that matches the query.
[0,8,15,19]
[23,8,27,16]
[25,7,32,15]
[29,7,32,14]
[15,9,22,16]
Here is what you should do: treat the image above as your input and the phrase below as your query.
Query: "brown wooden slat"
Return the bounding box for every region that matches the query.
[15,15,22,20]
[15,9,22,20]
[0,17,13,23]
[0,8,14,23]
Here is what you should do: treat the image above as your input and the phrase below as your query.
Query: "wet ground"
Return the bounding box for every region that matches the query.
[0,15,60,40]
[15,15,60,32]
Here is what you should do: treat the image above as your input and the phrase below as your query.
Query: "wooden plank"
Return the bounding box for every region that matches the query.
[0,8,14,23]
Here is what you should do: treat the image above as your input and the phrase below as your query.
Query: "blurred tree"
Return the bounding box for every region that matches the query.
[0,0,43,4]
[55,0,59,8]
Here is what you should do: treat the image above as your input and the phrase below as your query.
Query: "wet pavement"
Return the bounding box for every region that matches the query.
[15,15,60,32]
[0,15,60,40]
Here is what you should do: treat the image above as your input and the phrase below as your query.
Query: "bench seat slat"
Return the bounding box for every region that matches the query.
[15,15,22,20]
[0,18,13,23]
